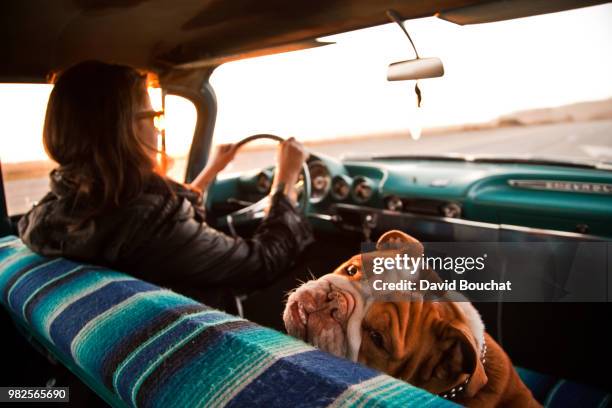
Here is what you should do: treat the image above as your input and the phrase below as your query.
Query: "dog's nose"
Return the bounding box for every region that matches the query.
[326,290,350,323]
[297,289,348,321]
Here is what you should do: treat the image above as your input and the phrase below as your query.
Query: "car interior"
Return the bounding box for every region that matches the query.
[1,0,611,406]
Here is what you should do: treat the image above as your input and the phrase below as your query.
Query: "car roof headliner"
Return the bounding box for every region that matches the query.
[1,0,606,82]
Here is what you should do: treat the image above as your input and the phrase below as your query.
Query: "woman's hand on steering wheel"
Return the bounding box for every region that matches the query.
[219,134,311,235]
[272,137,309,203]
[207,143,240,173]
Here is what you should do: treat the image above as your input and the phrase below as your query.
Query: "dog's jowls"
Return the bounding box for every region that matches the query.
[283,230,540,407]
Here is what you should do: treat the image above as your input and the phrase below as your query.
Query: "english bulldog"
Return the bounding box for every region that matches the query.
[283,230,539,407]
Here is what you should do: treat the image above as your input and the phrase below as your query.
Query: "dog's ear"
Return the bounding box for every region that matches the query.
[376,230,423,253]
[432,323,488,397]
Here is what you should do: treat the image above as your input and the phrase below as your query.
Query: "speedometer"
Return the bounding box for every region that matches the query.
[308,161,331,203]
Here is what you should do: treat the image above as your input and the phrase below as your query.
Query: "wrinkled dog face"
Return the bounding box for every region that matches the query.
[283,230,422,360]
[283,231,487,396]
[283,255,369,360]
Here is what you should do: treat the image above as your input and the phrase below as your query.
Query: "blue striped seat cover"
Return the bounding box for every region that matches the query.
[0,236,453,408]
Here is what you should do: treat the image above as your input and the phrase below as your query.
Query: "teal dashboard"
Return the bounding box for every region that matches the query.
[208,154,612,241]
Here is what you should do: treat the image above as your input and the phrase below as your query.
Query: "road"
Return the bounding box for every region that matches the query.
[218,119,612,173]
[5,119,612,215]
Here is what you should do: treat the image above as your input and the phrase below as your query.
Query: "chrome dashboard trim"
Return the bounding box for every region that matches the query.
[307,212,339,222]
[331,203,609,241]
[508,179,612,195]
[498,222,605,239]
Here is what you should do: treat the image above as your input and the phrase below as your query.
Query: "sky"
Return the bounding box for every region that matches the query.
[1,3,611,163]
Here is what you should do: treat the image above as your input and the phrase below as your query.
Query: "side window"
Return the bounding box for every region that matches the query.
[0,85,197,216]
[0,84,55,216]
[163,94,197,182]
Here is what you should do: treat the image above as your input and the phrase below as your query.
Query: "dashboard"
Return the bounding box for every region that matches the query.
[208,153,612,240]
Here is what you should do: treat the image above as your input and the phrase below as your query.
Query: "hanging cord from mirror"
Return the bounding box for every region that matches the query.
[386,9,423,107]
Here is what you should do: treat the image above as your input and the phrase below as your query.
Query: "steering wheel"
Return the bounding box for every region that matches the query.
[222,134,311,236]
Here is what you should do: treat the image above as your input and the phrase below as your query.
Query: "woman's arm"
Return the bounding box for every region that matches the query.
[122,139,312,291]
[128,191,312,289]
[189,143,238,192]
[190,138,306,200]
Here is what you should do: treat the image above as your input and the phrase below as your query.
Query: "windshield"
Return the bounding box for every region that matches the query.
[210,3,612,171]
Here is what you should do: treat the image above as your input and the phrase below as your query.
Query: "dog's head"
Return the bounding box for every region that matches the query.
[283,230,487,396]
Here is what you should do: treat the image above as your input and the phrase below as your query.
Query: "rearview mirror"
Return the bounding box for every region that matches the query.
[387,57,444,81]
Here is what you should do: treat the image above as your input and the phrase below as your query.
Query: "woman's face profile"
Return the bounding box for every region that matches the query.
[133,92,160,162]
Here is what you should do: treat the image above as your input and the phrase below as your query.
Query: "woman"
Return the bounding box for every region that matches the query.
[18,60,313,311]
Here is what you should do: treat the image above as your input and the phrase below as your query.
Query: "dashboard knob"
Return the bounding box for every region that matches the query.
[441,202,462,218]
[575,224,589,234]
[386,196,403,212]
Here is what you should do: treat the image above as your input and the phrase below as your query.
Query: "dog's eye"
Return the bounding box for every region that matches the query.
[345,264,358,276]
[368,330,384,349]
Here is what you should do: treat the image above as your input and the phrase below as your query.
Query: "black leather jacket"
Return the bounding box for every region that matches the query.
[18,170,313,307]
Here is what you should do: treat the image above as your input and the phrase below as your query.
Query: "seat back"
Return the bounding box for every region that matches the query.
[0,236,452,408]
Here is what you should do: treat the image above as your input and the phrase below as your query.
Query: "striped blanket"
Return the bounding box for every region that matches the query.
[0,236,453,408]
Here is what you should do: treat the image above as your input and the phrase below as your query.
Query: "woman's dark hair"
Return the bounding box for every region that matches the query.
[43,60,158,213]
